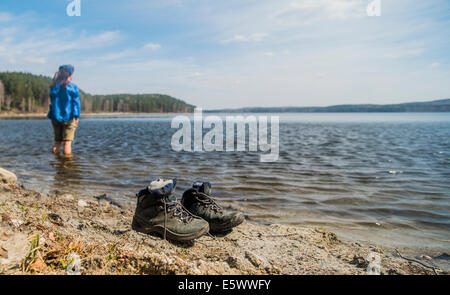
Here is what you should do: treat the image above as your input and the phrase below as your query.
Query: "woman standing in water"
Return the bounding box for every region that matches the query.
[47,65,81,156]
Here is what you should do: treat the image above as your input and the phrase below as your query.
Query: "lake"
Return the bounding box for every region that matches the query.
[0,112,449,250]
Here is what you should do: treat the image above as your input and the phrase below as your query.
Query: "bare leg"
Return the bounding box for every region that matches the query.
[52,141,62,154]
[63,141,72,156]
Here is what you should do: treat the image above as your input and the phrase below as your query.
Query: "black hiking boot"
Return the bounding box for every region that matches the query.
[181,181,245,233]
[132,179,209,241]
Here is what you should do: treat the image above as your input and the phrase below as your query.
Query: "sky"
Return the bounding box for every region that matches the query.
[0,0,449,109]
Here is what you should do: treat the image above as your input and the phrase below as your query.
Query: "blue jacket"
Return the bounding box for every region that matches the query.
[47,82,81,122]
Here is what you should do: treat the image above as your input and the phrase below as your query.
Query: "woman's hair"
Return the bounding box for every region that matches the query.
[51,65,74,88]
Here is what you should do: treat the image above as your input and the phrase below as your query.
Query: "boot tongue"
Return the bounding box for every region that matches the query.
[193,181,212,195]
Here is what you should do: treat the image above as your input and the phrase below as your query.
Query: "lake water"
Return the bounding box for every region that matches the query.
[1,113,449,251]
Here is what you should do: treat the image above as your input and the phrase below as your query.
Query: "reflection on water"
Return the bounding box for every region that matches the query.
[0,113,449,251]
[50,155,83,189]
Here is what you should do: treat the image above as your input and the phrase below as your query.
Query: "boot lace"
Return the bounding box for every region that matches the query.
[195,192,223,213]
[162,196,193,240]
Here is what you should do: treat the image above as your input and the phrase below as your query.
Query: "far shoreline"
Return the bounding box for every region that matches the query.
[2,111,450,119]
[0,112,191,118]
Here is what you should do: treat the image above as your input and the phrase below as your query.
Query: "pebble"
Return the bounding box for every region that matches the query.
[67,218,82,230]
[63,194,74,201]
[0,233,9,241]
[39,237,47,247]
[48,232,56,242]
[226,256,242,269]
[0,213,11,224]
[0,247,8,258]
[245,251,263,268]
[47,213,64,226]
[11,219,24,227]
[0,167,17,184]
[78,200,88,207]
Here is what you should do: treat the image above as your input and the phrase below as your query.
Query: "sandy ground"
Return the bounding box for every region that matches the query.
[0,178,448,275]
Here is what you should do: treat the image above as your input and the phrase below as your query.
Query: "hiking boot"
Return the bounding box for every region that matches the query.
[132,178,209,241]
[181,181,245,233]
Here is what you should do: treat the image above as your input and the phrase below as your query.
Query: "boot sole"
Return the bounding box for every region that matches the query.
[132,216,210,242]
[209,213,245,233]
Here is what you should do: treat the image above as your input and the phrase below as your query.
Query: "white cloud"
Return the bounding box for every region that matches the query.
[383,47,425,59]
[4,30,120,55]
[430,62,440,68]
[221,33,268,44]
[24,57,46,64]
[273,0,365,23]
[95,31,120,43]
[144,42,161,50]
[99,50,134,61]
[0,24,121,67]
[314,73,325,80]
[0,12,12,22]
[404,48,424,56]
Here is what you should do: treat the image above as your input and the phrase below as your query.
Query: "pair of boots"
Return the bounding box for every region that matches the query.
[132,179,244,241]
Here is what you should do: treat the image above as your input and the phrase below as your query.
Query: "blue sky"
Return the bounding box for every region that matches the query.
[0,0,449,108]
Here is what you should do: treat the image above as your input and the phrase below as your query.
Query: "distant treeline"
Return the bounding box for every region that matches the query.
[0,72,195,114]
[206,99,450,113]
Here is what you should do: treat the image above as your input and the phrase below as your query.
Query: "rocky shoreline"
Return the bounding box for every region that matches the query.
[0,168,447,275]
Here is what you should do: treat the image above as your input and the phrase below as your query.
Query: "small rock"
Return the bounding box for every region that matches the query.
[0,167,17,184]
[67,218,82,230]
[66,253,81,275]
[48,232,56,242]
[226,256,242,269]
[193,260,208,274]
[78,200,88,208]
[1,213,11,224]
[39,237,47,247]
[191,265,202,275]
[82,255,104,271]
[63,194,74,201]
[265,264,282,274]
[387,268,407,275]
[0,247,8,258]
[48,213,64,226]
[0,233,10,241]
[10,219,24,227]
[369,246,383,254]
[420,255,432,261]
[29,259,48,273]
[112,229,130,235]
[102,202,110,210]
[245,251,263,268]
[350,255,368,268]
